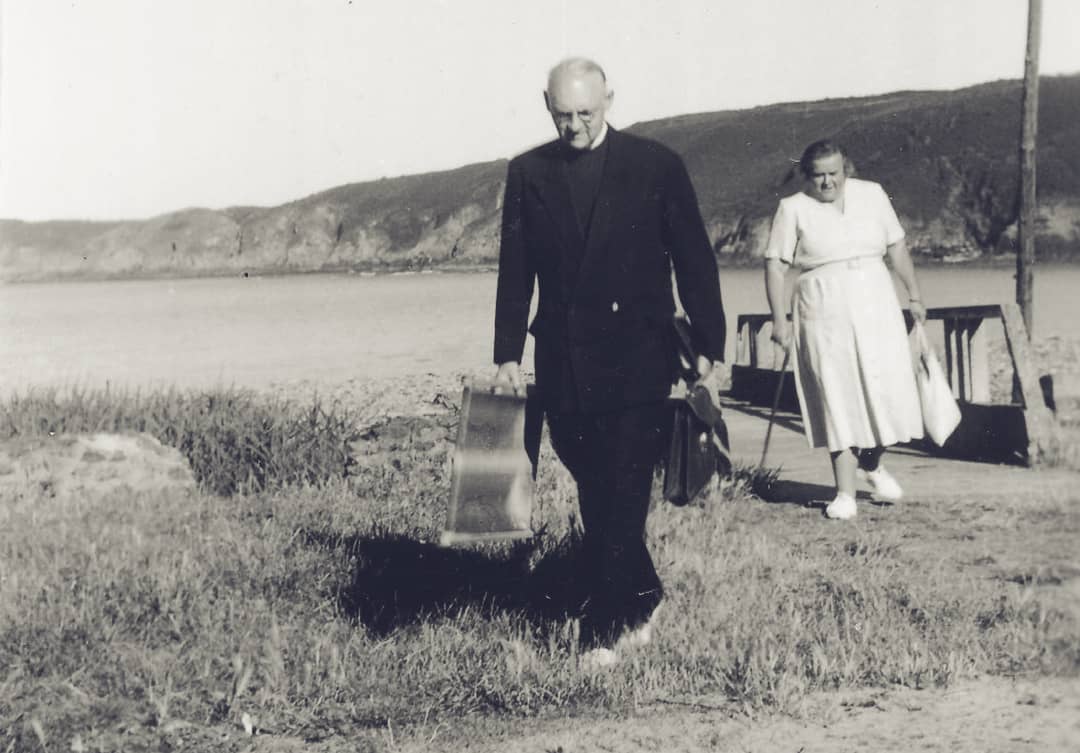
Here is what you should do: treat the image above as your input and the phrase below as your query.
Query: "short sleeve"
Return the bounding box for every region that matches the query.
[878,184,905,246]
[764,198,797,264]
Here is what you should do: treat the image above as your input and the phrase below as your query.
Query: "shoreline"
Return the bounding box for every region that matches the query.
[1,252,1067,285]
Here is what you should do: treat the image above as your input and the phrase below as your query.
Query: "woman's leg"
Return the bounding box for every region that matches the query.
[857,446,903,501]
[858,446,886,471]
[830,448,858,497]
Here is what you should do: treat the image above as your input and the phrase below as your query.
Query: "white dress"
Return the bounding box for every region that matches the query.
[764,178,924,452]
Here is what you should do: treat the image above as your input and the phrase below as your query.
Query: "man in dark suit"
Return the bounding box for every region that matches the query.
[493,58,725,666]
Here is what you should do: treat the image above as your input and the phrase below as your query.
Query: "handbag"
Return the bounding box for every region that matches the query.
[913,320,962,446]
[440,381,543,546]
[663,315,733,506]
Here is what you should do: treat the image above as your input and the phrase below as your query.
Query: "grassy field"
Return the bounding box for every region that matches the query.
[0,387,1077,751]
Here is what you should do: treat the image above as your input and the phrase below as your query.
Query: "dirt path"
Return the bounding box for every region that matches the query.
[236,676,1078,752]
[394,678,1080,753]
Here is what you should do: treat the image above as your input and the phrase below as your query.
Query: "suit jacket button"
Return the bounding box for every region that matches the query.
[611,301,619,312]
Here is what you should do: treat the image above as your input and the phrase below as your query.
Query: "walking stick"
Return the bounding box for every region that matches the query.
[759,346,792,467]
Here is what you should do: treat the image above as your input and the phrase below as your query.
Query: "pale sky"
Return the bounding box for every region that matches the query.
[1,0,1078,221]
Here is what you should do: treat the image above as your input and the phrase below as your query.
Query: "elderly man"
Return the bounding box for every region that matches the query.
[493,58,726,666]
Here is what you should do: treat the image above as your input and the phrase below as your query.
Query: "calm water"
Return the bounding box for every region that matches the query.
[2,266,1077,394]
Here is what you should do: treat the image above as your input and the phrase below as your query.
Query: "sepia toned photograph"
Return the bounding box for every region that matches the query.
[1,1,1079,750]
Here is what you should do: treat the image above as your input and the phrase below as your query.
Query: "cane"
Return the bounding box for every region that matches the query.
[759,345,792,467]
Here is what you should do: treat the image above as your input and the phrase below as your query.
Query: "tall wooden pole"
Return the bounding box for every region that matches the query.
[1016,0,1042,339]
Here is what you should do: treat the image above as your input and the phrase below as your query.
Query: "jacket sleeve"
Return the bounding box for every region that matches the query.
[493,159,535,365]
[662,153,726,362]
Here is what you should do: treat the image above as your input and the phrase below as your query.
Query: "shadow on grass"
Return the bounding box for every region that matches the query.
[754,478,833,507]
[304,530,586,637]
[755,479,894,511]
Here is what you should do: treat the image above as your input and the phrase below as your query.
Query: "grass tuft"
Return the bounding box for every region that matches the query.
[0,385,360,495]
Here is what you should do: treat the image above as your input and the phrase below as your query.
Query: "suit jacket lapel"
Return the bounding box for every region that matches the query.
[528,146,584,257]
[574,128,631,296]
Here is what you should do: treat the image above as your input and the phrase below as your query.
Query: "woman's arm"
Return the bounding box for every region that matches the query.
[763,199,796,348]
[764,258,791,347]
[885,238,926,322]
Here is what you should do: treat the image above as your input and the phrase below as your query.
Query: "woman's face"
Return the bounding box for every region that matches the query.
[805,152,846,203]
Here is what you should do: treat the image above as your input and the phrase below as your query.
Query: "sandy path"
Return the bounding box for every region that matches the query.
[381,677,1079,753]
[236,677,1079,752]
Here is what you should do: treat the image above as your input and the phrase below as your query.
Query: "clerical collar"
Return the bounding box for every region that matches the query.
[562,122,609,161]
[588,122,609,150]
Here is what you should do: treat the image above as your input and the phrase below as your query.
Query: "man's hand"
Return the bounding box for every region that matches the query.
[493,361,526,397]
[695,355,713,382]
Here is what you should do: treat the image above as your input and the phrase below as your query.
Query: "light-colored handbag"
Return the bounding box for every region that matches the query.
[440,381,541,546]
[913,321,962,446]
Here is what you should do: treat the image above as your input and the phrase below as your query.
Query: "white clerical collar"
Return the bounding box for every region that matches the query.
[589,122,609,150]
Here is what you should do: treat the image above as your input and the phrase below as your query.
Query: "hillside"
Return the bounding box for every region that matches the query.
[2,75,1078,282]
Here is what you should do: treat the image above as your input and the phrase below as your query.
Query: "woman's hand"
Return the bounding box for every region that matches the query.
[909,300,927,323]
[770,318,793,350]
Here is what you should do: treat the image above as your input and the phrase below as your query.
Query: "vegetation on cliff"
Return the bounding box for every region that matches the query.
[2,75,1078,281]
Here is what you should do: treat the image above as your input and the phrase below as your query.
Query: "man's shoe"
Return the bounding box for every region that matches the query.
[616,603,662,651]
[825,492,857,520]
[579,647,619,670]
[861,465,903,501]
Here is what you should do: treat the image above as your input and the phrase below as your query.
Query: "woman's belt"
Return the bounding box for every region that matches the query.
[798,254,884,275]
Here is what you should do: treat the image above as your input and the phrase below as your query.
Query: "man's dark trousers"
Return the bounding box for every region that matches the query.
[547,401,669,647]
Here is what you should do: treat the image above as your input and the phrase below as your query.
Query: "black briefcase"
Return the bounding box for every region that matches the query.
[663,316,732,506]
[664,384,732,505]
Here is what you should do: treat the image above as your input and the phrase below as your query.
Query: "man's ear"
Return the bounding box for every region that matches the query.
[606,89,614,109]
[543,90,552,113]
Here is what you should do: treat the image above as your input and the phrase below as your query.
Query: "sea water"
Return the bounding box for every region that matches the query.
[2,265,1077,395]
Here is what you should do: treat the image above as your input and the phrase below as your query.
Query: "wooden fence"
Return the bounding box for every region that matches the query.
[729,303,1053,465]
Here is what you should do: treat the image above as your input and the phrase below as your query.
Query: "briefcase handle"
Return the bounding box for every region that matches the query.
[672,314,704,383]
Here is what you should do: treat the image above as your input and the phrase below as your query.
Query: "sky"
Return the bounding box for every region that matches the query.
[1,0,1079,222]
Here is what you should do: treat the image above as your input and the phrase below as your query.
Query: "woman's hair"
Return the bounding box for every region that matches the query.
[798,139,855,178]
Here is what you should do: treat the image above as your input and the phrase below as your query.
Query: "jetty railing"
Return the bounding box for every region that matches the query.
[729,303,1053,465]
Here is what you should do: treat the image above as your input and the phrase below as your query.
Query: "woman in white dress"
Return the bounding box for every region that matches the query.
[764,139,927,520]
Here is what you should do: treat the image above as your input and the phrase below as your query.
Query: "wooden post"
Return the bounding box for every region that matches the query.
[1016,0,1042,339]
[968,319,990,403]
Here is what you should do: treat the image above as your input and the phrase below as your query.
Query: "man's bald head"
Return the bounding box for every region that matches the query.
[546,58,607,92]
[544,57,613,151]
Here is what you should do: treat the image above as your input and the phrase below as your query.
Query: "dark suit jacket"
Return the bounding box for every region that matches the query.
[494,127,726,415]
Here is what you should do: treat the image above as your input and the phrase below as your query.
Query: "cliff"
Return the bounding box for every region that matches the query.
[2,75,1078,282]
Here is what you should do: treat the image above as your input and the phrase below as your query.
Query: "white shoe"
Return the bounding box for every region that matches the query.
[580,647,619,670]
[825,492,857,520]
[861,465,903,501]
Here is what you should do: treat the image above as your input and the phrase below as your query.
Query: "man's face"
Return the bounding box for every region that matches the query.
[806,152,846,203]
[545,71,611,150]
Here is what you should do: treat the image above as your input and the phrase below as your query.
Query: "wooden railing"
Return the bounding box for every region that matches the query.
[729,303,1053,465]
